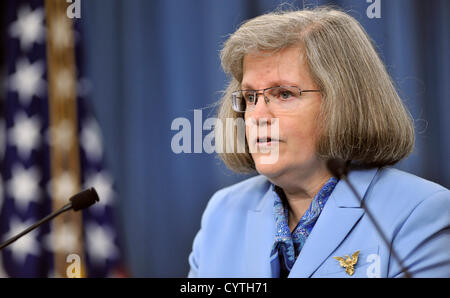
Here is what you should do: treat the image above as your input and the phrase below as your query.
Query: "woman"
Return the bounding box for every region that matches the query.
[188,8,449,278]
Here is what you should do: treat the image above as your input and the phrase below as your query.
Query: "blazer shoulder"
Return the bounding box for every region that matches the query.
[201,175,271,221]
[375,167,448,197]
[366,167,449,221]
[371,168,450,277]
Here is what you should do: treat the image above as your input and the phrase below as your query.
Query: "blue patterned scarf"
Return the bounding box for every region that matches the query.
[270,177,338,277]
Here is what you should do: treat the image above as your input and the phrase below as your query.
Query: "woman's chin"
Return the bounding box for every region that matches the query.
[253,157,284,179]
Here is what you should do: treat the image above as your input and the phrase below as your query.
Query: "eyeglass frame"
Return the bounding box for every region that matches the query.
[231,85,321,113]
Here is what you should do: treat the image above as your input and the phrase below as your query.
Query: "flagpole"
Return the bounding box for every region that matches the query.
[45,0,86,278]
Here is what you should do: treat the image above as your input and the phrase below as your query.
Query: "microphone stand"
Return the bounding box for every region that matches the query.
[341,174,412,278]
[327,159,412,278]
[0,203,72,250]
[0,187,99,251]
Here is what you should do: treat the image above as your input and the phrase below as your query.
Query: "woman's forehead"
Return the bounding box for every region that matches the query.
[242,47,310,89]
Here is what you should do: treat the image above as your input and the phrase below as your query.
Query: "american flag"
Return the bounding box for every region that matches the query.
[0,0,123,277]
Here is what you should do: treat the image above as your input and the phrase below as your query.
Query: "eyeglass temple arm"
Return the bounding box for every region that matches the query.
[301,89,321,93]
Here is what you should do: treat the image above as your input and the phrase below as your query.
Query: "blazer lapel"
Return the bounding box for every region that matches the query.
[289,167,380,277]
[244,186,276,277]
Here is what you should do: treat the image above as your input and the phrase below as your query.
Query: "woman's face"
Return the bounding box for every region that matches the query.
[243,46,323,182]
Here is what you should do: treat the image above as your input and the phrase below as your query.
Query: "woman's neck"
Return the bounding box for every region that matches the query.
[274,164,332,231]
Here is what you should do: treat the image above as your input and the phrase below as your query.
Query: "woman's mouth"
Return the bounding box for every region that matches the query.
[256,137,279,146]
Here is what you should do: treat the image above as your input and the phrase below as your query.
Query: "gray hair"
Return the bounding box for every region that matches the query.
[216,7,415,173]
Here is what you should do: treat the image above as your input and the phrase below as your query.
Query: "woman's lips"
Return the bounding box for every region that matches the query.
[255,137,280,147]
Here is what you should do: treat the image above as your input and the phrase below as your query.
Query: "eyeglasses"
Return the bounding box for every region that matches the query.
[231,86,321,113]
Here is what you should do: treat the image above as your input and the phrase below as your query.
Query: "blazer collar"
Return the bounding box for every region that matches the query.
[244,185,277,277]
[289,167,381,277]
[333,166,380,208]
[253,166,380,210]
[244,167,380,277]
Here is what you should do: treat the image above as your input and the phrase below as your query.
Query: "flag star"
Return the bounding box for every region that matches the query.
[9,5,45,52]
[80,118,103,162]
[50,171,78,203]
[84,171,114,213]
[7,164,41,212]
[9,58,45,106]
[3,216,40,265]
[8,112,41,160]
[44,223,79,254]
[85,223,118,264]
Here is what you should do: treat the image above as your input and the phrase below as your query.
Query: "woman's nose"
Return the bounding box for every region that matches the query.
[253,94,271,114]
[246,94,274,125]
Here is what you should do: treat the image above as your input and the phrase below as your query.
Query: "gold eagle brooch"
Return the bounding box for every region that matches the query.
[333,250,360,276]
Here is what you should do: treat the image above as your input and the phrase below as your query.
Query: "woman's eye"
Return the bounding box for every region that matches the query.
[246,94,256,103]
[279,91,292,100]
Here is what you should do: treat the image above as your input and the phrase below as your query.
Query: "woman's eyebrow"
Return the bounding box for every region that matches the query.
[241,80,299,90]
[240,83,254,90]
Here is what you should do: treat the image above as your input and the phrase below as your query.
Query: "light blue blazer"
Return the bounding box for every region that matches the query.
[188,167,450,278]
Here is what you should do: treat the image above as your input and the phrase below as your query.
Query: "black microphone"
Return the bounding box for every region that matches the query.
[0,187,99,251]
[326,158,412,278]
